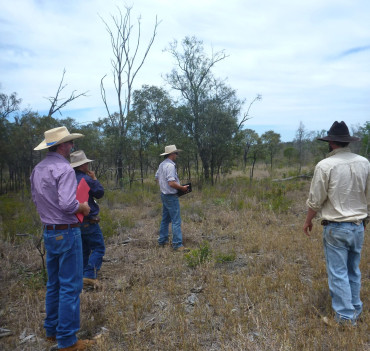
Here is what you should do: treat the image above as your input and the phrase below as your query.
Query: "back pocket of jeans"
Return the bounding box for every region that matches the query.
[44,231,74,255]
[324,226,348,249]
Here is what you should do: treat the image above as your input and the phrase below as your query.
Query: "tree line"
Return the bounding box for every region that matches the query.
[0,7,368,193]
[1,84,368,195]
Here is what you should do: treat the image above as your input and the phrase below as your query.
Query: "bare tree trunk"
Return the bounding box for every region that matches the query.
[250,156,257,183]
[100,6,159,188]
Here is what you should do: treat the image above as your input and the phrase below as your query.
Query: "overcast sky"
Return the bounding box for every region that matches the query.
[1,0,369,141]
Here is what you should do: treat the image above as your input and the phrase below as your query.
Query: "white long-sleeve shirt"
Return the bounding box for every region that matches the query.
[306,147,370,224]
[155,158,179,195]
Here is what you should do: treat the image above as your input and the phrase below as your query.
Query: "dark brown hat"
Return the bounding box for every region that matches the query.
[317,121,360,142]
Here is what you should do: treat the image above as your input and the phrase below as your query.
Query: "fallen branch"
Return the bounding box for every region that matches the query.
[272,174,311,182]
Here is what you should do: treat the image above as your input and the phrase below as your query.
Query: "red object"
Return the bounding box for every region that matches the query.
[75,178,90,223]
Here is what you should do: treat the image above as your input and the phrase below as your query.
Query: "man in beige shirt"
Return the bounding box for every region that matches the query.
[303,121,369,325]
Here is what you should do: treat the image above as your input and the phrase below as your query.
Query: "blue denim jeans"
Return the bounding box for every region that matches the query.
[323,222,364,323]
[159,193,183,249]
[43,226,83,349]
[81,223,105,279]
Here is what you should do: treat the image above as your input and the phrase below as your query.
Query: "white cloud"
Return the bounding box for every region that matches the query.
[1,0,369,141]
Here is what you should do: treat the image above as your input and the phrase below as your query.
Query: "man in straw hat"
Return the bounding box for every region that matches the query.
[30,127,95,350]
[303,121,369,326]
[70,150,105,289]
[155,145,189,251]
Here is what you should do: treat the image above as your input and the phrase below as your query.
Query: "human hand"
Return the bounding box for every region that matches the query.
[80,202,90,216]
[87,170,97,180]
[303,221,313,236]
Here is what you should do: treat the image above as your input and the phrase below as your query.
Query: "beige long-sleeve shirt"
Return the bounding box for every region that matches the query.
[306,147,370,224]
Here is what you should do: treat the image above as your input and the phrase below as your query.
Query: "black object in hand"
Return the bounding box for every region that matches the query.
[177,182,192,197]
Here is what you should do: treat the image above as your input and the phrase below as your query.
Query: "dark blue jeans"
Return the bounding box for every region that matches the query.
[43,226,83,349]
[81,223,105,279]
[159,193,183,249]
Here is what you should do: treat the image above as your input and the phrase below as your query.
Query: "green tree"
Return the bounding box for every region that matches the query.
[132,85,174,146]
[239,129,259,168]
[283,146,299,165]
[261,130,281,172]
[293,122,310,174]
[164,36,228,180]
[248,137,263,182]
[0,90,22,192]
[310,130,328,163]
[357,121,370,158]
[187,80,241,183]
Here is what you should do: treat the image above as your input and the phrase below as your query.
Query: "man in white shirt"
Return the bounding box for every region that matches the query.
[155,145,189,251]
[303,121,369,325]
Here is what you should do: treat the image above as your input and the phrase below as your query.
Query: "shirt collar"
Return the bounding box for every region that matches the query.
[165,158,176,166]
[326,146,351,158]
[46,151,69,163]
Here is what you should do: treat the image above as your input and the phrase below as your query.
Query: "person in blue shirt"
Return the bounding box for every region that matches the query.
[70,150,105,288]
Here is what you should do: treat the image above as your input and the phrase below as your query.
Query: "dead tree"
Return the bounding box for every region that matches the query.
[0,91,22,119]
[100,5,160,183]
[46,69,88,117]
[237,94,262,130]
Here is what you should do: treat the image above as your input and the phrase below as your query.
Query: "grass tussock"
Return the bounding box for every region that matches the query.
[0,173,369,350]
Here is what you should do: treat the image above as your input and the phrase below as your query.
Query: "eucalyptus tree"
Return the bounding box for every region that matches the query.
[201,81,241,183]
[293,121,311,174]
[131,85,175,181]
[310,130,328,162]
[261,130,281,172]
[4,112,60,191]
[165,36,228,179]
[132,85,174,146]
[0,90,22,192]
[100,6,159,184]
[248,136,263,182]
[239,128,260,168]
[283,146,299,165]
[357,121,370,158]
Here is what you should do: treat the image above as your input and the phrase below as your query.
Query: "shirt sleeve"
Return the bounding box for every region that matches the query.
[58,168,79,214]
[164,163,176,182]
[306,164,329,212]
[85,175,104,199]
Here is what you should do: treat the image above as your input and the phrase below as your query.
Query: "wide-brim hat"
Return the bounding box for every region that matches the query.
[317,121,360,142]
[34,126,84,150]
[160,144,183,156]
[70,150,93,168]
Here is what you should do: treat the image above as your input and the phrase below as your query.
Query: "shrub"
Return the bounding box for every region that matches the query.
[184,241,212,268]
[214,250,236,264]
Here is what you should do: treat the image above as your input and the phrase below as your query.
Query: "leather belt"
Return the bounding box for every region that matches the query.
[83,218,100,224]
[44,223,80,230]
[321,220,356,226]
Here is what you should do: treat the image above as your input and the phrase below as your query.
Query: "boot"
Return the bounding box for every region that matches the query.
[59,339,95,350]
[83,277,100,289]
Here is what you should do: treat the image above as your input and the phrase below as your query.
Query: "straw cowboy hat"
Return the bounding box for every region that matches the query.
[317,121,360,143]
[70,150,93,168]
[34,126,84,151]
[160,145,183,156]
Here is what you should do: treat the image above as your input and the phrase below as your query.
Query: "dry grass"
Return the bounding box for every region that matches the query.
[0,174,369,351]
